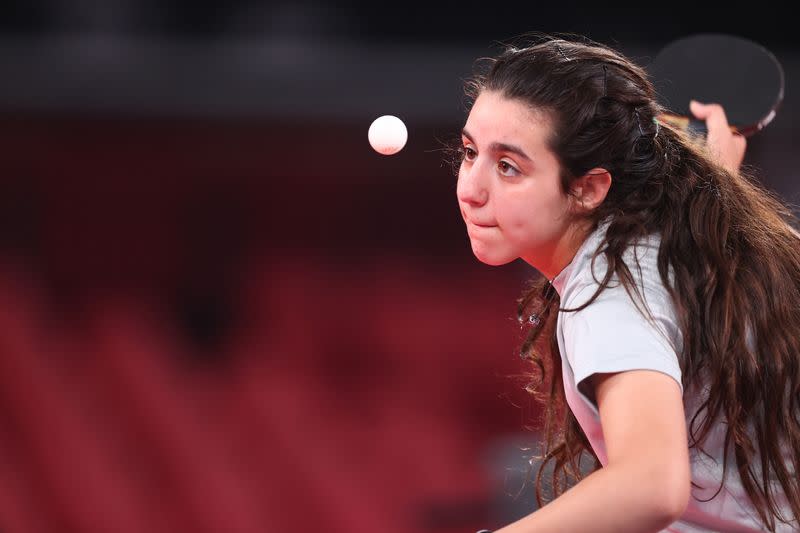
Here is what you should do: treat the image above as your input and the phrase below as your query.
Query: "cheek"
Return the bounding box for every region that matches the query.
[455,167,465,195]
[497,187,557,221]
[498,189,571,236]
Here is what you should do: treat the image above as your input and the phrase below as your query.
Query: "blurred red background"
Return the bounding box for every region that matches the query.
[0,116,543,533]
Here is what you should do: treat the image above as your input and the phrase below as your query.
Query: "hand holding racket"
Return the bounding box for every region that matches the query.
[689,100,747,173]
[648,33,785,138]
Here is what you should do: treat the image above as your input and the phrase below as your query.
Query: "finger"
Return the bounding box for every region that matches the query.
[689,100,717,119]
[689,100,731,134]
[733,133,747,153]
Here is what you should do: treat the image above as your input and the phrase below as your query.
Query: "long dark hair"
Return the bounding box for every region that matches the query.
[462,35,800,530]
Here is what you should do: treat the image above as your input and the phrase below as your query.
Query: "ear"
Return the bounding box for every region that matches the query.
[570,167,612,212]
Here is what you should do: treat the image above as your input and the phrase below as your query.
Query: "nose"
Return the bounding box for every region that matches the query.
[456,161,488,207]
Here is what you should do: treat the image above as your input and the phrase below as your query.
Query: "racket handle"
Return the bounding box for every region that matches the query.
[658,113,740,137]
[686,119,708,137]
[687,119,741,137]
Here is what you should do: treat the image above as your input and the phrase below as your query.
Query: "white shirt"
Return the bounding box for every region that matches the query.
[551,222,797,532]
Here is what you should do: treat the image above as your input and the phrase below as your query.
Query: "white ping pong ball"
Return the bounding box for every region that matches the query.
[368,115,407,155]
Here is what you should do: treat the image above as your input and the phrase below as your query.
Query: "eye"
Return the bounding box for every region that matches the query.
[462,145,477,162]
[498,159,520,177]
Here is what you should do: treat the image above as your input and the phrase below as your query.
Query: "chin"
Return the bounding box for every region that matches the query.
[471,245,514,266]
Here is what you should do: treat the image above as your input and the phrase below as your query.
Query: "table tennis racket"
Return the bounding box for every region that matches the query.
[647,33,784,137]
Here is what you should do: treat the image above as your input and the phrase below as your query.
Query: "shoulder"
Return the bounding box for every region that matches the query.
[562,232,669,312]
[558,232,683,377]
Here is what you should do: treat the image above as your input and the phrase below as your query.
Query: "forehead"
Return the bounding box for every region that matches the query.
[464,91,554,151]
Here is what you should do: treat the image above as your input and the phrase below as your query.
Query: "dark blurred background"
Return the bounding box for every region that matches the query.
[0,2,798,532]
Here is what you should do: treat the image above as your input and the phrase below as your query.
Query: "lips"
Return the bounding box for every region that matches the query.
[468,219,496,228]
[460,208,496,228]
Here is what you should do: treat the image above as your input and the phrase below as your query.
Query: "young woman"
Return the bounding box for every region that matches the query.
[455,36,799,532]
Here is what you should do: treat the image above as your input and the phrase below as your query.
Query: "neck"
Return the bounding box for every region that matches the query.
[525,220,592,280]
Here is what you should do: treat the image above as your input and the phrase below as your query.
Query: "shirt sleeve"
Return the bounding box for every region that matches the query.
[560,280,684,400]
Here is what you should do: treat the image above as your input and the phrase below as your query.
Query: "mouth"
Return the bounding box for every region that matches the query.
[460,208,497,228]
[467,219,497,228]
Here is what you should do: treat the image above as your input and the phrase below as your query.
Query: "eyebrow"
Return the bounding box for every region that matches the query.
[461,128,533,163]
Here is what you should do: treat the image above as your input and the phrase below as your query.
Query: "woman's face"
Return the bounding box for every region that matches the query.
[457,90,577,277]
